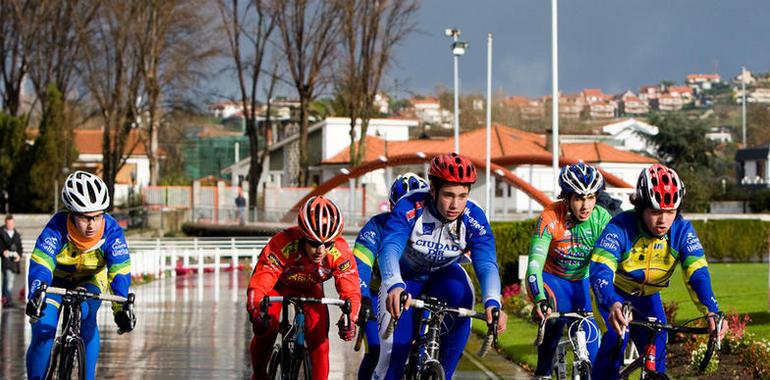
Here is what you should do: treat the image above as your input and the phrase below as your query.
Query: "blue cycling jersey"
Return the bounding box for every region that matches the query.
[378,189,501,308]
[353,212,389,299]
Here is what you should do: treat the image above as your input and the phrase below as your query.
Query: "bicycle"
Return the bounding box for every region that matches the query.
[260,295,352,380]
[616,302,724,380]
[534,309,597,380]
[383,292,500,380]
[29,283,134,380]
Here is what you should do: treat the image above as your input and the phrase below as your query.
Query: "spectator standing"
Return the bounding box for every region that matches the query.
[235,189,247,225]
[1,215,22,307]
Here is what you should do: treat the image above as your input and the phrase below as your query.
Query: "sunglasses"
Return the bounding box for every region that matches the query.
[307,240,335,249]
[73,213,104,223]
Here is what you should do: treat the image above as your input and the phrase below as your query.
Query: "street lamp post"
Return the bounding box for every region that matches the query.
[445,28,467,154]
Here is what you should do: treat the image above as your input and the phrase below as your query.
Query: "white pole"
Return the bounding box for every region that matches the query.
[485,33,493,214]
[453,35,461,154]
[742,66,747,146]
[233,141,240,187]
[551,0,560,195]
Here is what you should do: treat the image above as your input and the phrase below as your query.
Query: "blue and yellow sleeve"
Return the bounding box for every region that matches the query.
[353,214,385,298]
[675,220,718,314]
[589,220,627,312]
[103,216,132,300]
[28,218,65,299]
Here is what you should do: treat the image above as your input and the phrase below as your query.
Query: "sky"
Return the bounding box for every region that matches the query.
[382,0,770,98]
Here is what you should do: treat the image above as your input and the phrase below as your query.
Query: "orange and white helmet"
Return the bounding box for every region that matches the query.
[297,196,344,243]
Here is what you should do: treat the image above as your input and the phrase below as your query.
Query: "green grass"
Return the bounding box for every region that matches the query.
[473,263,770,371]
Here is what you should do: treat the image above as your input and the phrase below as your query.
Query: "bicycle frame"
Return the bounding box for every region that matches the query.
[536,311,595,380]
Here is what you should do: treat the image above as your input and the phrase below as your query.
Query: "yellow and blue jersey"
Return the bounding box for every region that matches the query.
[589,210,718,314]
[353,212,388,299]
[27,212,132,304]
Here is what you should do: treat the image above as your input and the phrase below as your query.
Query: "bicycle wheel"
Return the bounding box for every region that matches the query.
[289,348,312,380]
[56,338,86,380]
[404,344,421,380]
[267,345,282,379]
[641,373,670,380]
[44,338,63,380]
[574,361,591,380]
[421,360,445,380]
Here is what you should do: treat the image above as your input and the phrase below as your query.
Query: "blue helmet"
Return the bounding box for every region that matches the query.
[558,161,605,197]
[389,173,428,208]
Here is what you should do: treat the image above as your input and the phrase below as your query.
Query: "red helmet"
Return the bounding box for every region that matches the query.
[297,196,344,243]
[636,164,686,210]
[429,153,477,184]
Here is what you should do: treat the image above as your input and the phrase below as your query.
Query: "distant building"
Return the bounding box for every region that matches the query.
[618,91,649,115]
[208,101,244,119]
[686,73,721,91]
[411,97,452,128]
[601,118,659,156]
[735,88,770,104]
[736,145,770,187]
[373,92,390,114]
[705,126,733,143]
[656,93,684,111]
[666,86,694,103]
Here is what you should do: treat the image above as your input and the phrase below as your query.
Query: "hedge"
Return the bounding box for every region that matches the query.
[489,219,770,278]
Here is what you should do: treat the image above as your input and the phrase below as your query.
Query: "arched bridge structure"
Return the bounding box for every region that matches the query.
[282,153,635,221]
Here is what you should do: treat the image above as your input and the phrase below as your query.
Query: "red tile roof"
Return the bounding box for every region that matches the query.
[411,97,440,106]
[74,129,150,156]
[324,124,654,165]
[687,73,720,81]
[667,85,693,94]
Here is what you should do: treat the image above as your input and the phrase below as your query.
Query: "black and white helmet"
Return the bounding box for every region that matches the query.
[558,161,605,197]
[61,171,110,213]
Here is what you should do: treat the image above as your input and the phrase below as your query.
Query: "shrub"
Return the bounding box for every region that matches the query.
[689,219,770,261]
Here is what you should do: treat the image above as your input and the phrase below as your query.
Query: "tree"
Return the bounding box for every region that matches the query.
[642,112,720,212]
[0,112,25,200]
[0,0,30,117]
[337,0,418,167]
[137,0,218,186]
[746,104,770,146]
[217,0,277,218]
[79,0,145,207]
[274,0,342,185]
[12,86,78,212]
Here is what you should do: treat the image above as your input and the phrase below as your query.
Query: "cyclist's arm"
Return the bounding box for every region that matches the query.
[102,219,132,312]
[526,211,555,304]
[352,215,382,298]
[246,238,286,318]
[674,220,719,314]
[378,199,418,293]
[27,216,64,299]
[588,220,627,312]
[466,204,501,309]
[332,238,362,319]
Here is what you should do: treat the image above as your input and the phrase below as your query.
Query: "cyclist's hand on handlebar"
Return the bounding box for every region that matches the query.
[337,316,356,341]
[486,306,507,334]
[386,287,411,318]
[708,312,728,339]
[532,300,551,322]
[608,302,628,335]
[115,295,136,333]
[25,285,48,323]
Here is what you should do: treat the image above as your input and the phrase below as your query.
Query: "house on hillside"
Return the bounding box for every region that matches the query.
[601,118,659,156]
[686,73,721,91]
[617,91,649,115]
[504,96,545,120]
[411,97,452,128]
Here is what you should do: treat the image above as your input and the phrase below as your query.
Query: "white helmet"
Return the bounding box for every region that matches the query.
[61,171,110,213]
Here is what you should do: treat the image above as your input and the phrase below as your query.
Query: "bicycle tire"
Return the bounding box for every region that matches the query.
[619,358,641,380]
[44,338,63,380]
[289,348,312,380]
[574,361,591,380]
[642,372,670,380]
[267,345,281,379]
[56,338,86,380]
[404,342,421,380]
[421,360,445,380]
[698,330,717,373]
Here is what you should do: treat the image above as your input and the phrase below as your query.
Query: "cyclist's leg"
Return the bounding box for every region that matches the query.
[79,281,103,380]
[628,293,667,374]
[423,263,474,378]
[304,285,331,380]
[358,293,380,380]
[250,288,281,380]
[589,289,626,380]
[26,293,63,380]
[575,277,600,362]
[534,272,571,377]
[373,278,425,380]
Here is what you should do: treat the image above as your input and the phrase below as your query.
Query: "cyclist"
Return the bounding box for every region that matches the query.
[589,164,728,379]
[374,152,508,380]
[354,173,428,380]
[246,195,361,380]
[527,162,610,378]
[25,171,135,380]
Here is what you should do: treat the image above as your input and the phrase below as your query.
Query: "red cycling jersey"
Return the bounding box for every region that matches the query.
[246,227,361,380]
[246,226,362,318]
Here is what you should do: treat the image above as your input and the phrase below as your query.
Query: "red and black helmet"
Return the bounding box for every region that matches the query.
[297,196,344,243]
[428,153,477,184]
[636,164,686,210]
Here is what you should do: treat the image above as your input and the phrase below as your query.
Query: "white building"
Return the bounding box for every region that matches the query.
[601,118,659,156]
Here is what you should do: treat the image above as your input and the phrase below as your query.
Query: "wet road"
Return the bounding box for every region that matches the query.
[1,271,528,379]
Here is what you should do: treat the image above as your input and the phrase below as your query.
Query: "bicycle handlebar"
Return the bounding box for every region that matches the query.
[534,310,594,347]
[382,292,409,340]
[259,296,353,331]
[47,286,128,303]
